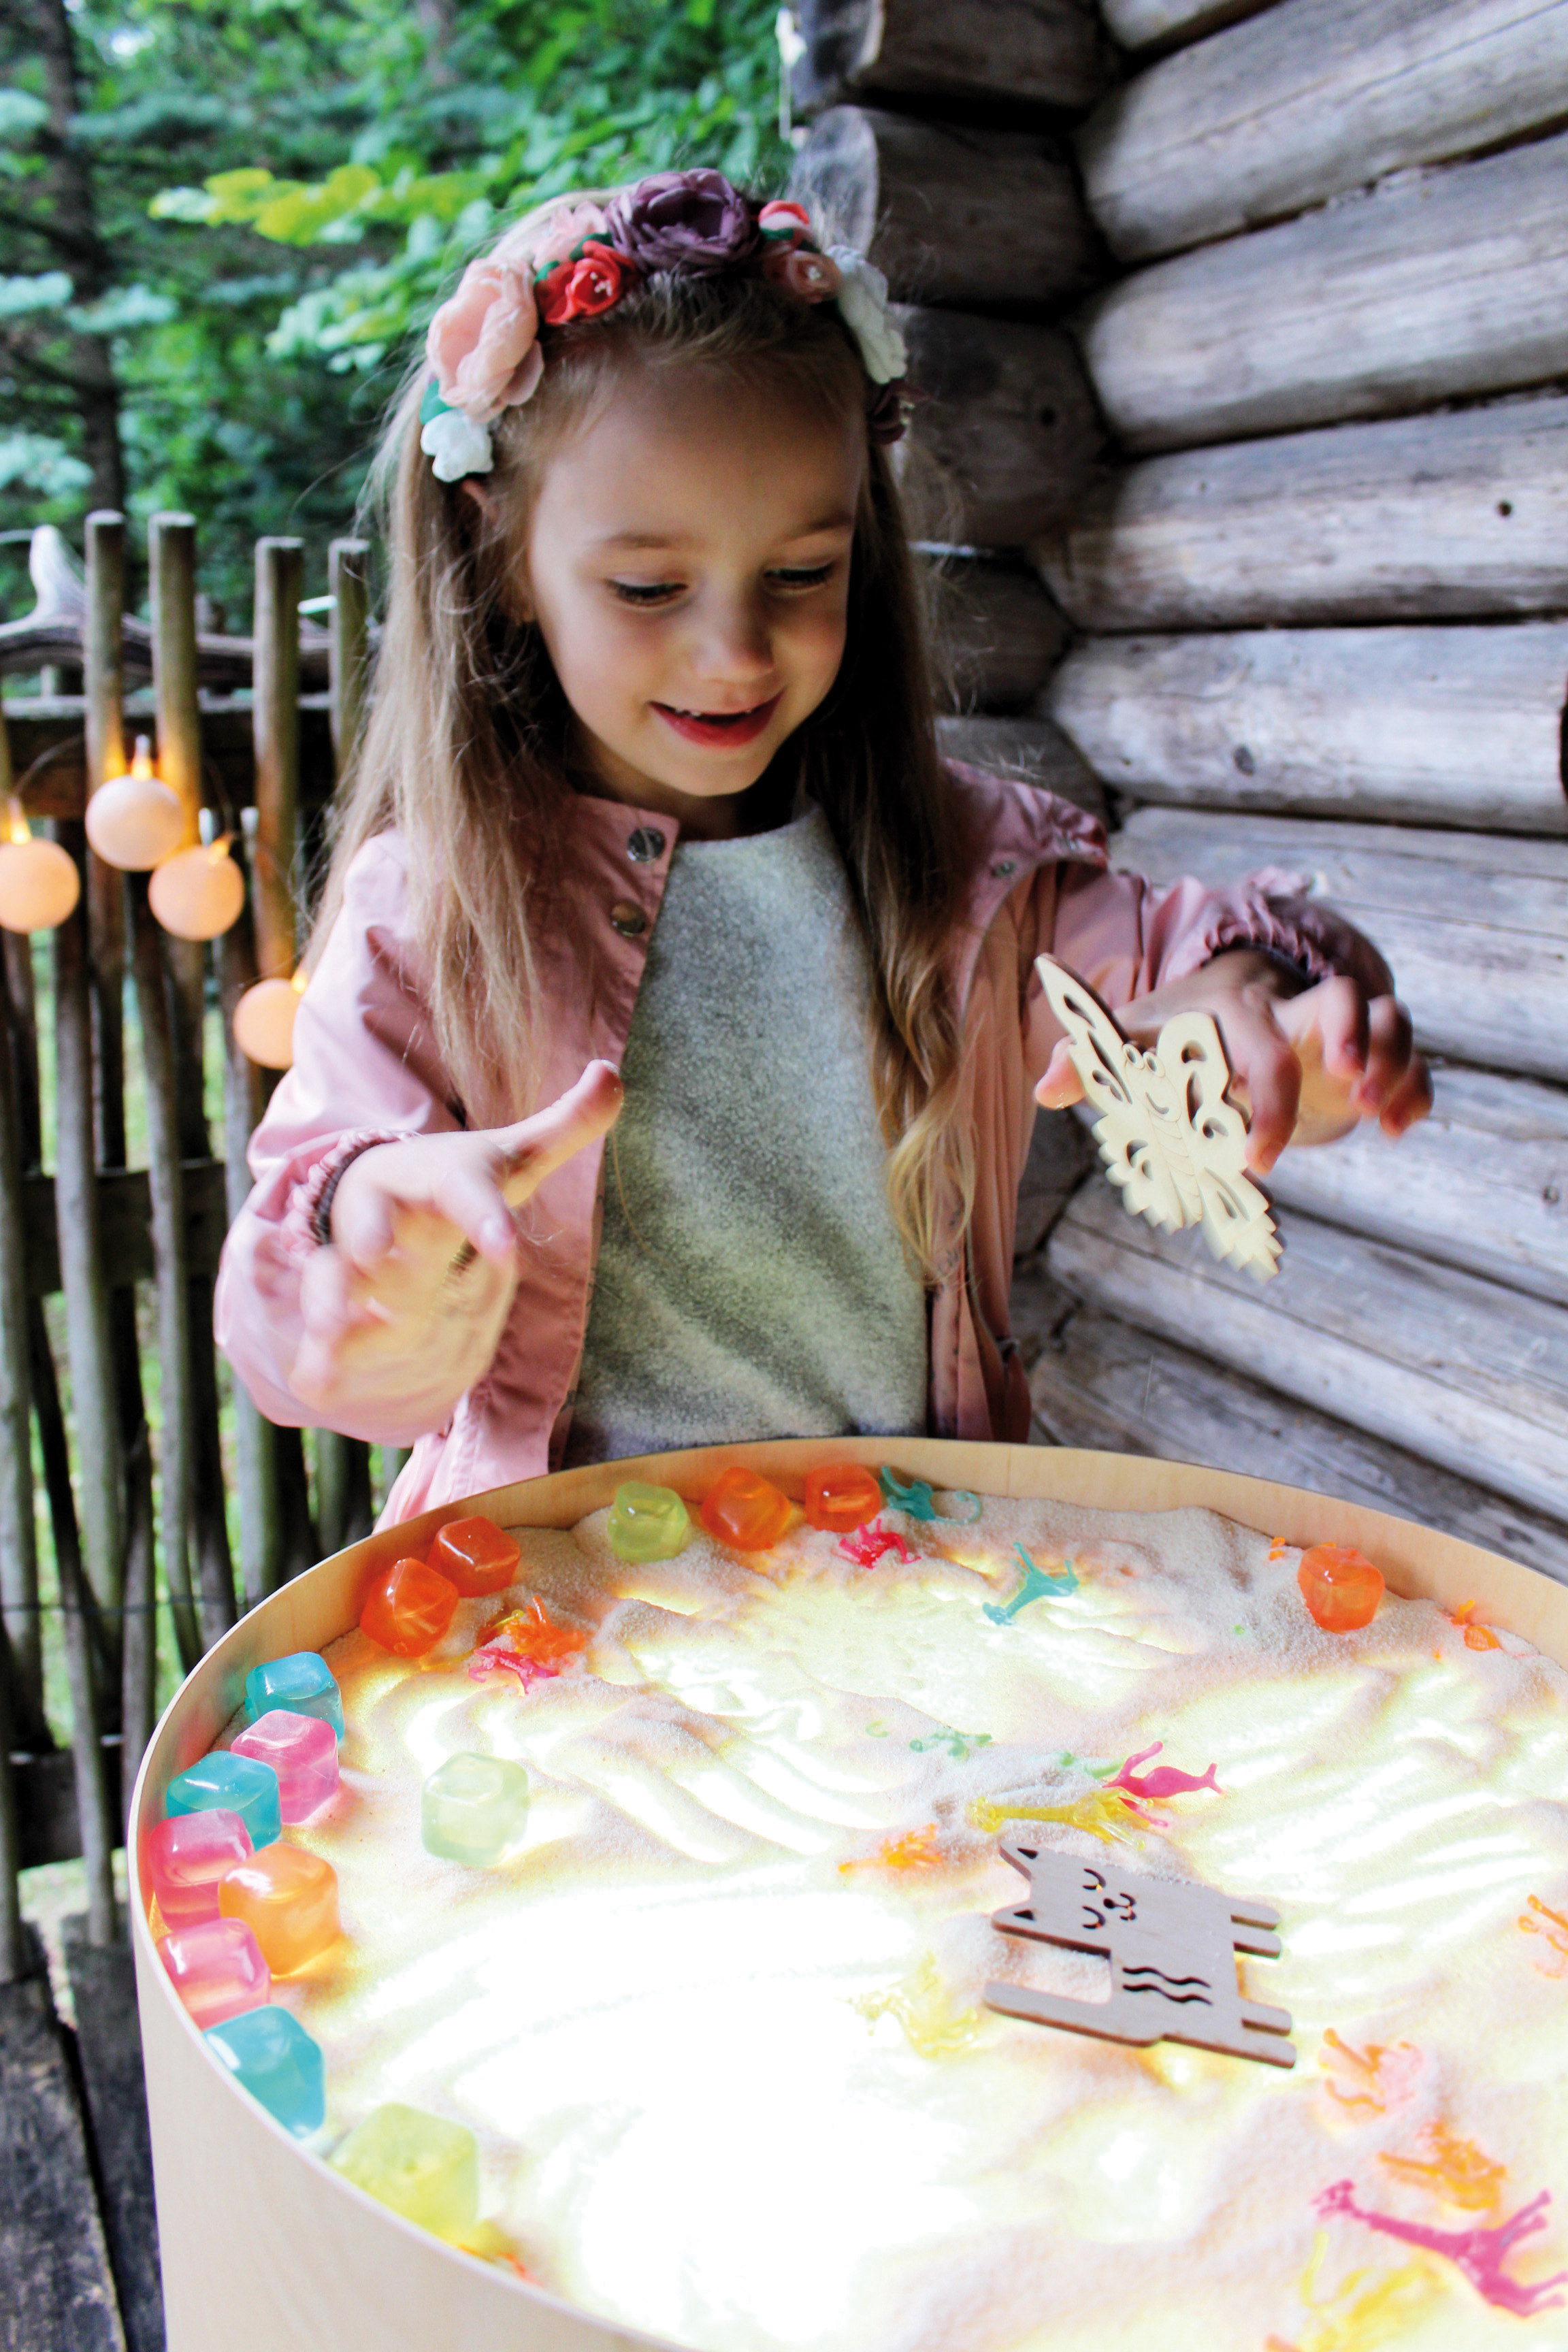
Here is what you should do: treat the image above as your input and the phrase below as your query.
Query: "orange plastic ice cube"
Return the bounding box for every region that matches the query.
[1298,1541,1384,1633]
[360,1557,458,1656]
[219,1842,340,1975]
[428,1516,521,1597]
[699,1465,792,1552]
[803,1463,883,1534]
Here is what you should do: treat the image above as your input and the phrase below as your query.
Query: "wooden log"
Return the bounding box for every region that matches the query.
[1049,622,1568,832]
[1113,806,1568,1081]
[0,1633,21,1980]
[1081,0,1568,265]
[1269,1064,1568,1309]
[896,306,1103,546]
[1036,396,1568,630]
[1014,1273,1568,1582]
[0,1968,128,2349]
[27,1307,118,1946]
[930,557,1070,710]
[0,823,41,1733]
[1101,0,1275,52]
[329,539,372,777]
[218,908,288,1614]
[63,1919,166,2352]
[6,695,338,823]
[252,538,302,981]
[148,516,201,849]
[934,713,1106,815]
[789,0,1111,116]
[790,107,1104,310]
[1077,130,1568,453]
[18,1160,227,1296]
[1047,1183,1568,1522]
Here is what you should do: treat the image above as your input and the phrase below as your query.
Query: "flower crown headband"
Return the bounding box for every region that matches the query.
[419,167,912,485]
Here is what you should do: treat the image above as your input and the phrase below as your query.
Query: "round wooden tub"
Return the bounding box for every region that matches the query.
[131,1436,1568,2352]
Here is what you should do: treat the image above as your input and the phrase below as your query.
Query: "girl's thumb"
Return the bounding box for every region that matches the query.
[1035,1039,1085,1110]
[497,1060,623,1200]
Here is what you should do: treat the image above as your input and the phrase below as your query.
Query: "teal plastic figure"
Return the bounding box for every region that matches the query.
[983,1546,1079,1625]
[244,1652,345,1740]
[166,1752,282,1850]
[205,2004,326,2138]
[422,1752,530,1865]
[878,1470,983,1526]
[606,1481,691,1564]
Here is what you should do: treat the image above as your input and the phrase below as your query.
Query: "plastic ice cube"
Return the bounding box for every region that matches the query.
[421,1752,530,1865]
[332,2102,478,2240]
[698,1465,791,1552]
[359,1557,458,1656]
[159,1917,270,2026]
[230,1711,340,1825]
[428,1516,521,1596]
[205,2004,326,2138]
[244,1652,345,1740]
[165,1751,282,1850]
[219,1842,341,1976]
[802,1463,883,1533]
[606,1482,691,1563]
[144,1808,253,1928]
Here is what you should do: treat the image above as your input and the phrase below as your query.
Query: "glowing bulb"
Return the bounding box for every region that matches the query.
[148,834,245,941]
[0,800,80,934]
[85,734,187,872]
[233,966,307,1069]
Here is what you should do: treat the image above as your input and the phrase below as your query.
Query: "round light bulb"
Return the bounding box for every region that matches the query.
[86,735,187,872]
[0,804,80,934]
[148,836,245,941]
[233,968,306,1070]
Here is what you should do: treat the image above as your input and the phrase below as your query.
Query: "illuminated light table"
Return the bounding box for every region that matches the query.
[131,1437,1568,2352]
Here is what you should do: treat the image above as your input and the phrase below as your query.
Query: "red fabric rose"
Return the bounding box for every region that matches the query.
[536,240,634,326]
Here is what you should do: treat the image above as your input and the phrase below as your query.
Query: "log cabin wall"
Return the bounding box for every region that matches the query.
[791,0,1568,1579]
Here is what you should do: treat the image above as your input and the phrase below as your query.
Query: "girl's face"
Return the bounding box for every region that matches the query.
[516,364,864,837]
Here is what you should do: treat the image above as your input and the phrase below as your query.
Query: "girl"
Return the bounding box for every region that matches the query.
[216,170,1428,1522]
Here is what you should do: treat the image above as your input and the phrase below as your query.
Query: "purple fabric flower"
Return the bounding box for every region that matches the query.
[605,170,758,276]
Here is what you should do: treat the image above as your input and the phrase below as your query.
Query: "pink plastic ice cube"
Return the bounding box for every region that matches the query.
[158,1918,271,2027]
[230,1710,340,1825]
[144,1808,253,1927]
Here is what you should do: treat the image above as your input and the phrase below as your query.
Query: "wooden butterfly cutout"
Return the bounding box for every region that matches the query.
[1036,954,1281,1281]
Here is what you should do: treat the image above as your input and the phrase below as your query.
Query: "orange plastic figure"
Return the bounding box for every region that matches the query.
[699,1465,792,1551]
[218,1842,340,1975]
[802,1463,884,1533]
[1298,1542,1384,1633]
[428,1516,521,1597]
[359,1557,459,1656]
[470,1595,589,1690]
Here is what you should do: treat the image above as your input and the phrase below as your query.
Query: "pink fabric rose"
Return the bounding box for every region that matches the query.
[536,240,634,326]
[762,245,841,301]
[510,200,610,272]
[757,199,812,246]
[427,257,542,419]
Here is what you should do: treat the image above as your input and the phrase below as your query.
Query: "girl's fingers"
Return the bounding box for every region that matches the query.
[1035,1039,1084,1109]
[1356,996,1416,1114]
[1379,1056,1433,1137]
[1226,1006,1302,1173]
[424,1164,518,1264]
[497,1060,624,1204]
[1285,973,1367,1083]
[331,1164,400,1271]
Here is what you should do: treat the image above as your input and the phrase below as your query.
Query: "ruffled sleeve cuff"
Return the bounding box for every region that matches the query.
[280,1129,399,1259]
[1171,865,1394,998]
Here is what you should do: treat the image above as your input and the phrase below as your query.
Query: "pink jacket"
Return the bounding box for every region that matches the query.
[216,768,1365,1522]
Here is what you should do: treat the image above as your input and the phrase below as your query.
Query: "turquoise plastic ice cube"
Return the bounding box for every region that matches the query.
[421,1752,529,1865]
[244,1652,344,1740]
[166,1752,282,1850]
[205,2004,325,2138]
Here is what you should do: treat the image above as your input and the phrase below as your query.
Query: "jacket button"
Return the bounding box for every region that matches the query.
[627,826,666,864]
[610,900,647,937]
[992,858,1017,879]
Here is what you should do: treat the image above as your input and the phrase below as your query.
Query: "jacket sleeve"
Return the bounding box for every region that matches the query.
[213,831,465,1441]
[1022,840,1396,1087]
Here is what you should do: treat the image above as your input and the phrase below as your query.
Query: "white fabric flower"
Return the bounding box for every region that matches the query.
[419,406,495,483]
[826,246,908,385]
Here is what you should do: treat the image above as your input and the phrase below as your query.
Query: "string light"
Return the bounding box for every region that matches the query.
[85,734,187,872]
[148,834,245,941]
[0,798,80,933]
[233,966,308,1069]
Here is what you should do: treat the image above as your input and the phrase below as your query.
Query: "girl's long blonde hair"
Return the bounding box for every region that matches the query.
[318,194,974,1276]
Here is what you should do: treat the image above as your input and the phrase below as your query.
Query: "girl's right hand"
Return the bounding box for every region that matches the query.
[290,1060,623,1424]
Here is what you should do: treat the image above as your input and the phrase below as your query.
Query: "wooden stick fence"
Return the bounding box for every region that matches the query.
[0,514,378,1979]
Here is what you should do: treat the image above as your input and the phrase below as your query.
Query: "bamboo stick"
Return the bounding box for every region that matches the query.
[149,514,201,850]
[28,1303,117,1944]
[132,879,199,1669]
[0,862,42,1738]
[218,904,283,1614]
[0,1620,22,1980]
[252,538,302,981]
[329,538,372,774]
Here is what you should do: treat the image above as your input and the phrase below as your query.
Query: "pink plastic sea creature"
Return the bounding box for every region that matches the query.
[1317,2180,1568,2317]
[468,1646,560,1691]
[837,1520,918,1569]
[1105,1741,1221,1803]
[1319,2029,1423,2114]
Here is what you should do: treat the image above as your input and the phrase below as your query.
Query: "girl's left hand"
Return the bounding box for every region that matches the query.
[1036,949,1432,1174]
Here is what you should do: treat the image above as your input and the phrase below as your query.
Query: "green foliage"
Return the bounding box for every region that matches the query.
[0,0,787,615]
